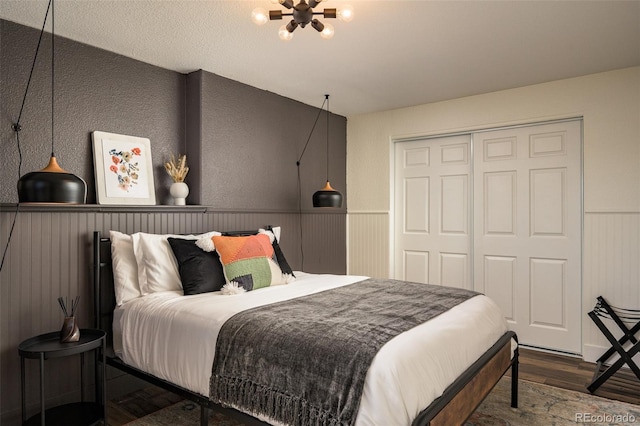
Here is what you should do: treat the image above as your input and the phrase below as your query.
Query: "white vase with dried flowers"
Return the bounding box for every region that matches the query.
[164,154,190,205]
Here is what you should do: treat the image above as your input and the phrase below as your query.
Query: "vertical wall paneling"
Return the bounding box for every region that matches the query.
[0,208,345,424]
[348,212,389,278]
[583,212,640,362]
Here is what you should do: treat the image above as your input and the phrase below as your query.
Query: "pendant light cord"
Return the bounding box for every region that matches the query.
[51,0,55,156]
[1,0,53,273]
[296,96,327,166]
[296,165,305,270]
[325,95,330,182]
[295,95,328,271]
[14,0,52,127]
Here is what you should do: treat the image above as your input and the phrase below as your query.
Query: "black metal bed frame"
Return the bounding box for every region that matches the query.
[92,231,518,426]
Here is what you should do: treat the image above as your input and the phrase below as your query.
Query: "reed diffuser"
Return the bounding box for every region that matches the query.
[58,296,80,342]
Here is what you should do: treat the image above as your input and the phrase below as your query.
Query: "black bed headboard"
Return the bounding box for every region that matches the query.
[93,231,116,353]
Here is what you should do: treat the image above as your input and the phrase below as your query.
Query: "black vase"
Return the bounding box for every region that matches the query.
[60,316,80,343]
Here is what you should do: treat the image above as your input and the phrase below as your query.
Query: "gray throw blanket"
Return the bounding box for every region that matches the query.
[210,278,479,426]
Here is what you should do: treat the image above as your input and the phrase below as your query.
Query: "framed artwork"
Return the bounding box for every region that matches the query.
[92,131,156,205]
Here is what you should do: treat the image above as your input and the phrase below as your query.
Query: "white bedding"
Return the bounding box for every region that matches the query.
[114,273,509,426]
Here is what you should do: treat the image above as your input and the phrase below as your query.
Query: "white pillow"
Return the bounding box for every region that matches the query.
[259,226,281,243]
[109,231,141,306]
[131,231,220,295]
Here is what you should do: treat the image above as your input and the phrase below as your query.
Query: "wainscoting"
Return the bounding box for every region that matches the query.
[0,206,345,424]
[583,212,640,362]
[347,211,389,278]
[348,210,640,363]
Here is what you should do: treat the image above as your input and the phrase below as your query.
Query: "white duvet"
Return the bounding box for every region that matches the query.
[114,273,509,426]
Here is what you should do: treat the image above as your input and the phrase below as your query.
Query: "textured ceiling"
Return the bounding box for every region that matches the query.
[1,0,639,116]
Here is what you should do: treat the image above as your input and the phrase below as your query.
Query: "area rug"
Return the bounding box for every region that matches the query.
[125,377,640,425]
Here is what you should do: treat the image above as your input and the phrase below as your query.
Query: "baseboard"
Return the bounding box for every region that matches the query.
[583,343,640,366]
[518,343,581,358]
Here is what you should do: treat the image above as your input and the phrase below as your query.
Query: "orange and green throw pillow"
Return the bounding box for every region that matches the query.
[211,234,291,291]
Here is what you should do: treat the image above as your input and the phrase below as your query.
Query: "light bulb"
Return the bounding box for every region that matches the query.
[251,8,268,25]
[320,22,334,39]
[277,0,294,8]
[337,5,354,22]
[278,25,294,41]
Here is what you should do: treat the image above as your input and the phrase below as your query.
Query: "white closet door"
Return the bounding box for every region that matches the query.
[394,135,472,289]
[473,120,582,353]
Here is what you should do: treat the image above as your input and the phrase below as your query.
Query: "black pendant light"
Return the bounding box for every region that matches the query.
[15,0,87,204]
[296,94,343,209]
[312,95,342,208]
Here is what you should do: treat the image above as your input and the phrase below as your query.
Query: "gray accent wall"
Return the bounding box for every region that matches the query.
[0,19,346,424]
[0,20,186,205]
[187,70,347,210]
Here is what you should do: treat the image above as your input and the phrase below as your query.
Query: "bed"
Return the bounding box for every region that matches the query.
[92,229,518,426]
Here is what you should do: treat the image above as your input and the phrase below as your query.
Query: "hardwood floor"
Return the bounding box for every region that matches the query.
[106,347,640,425]
[107,386,183,426]
[513,347,639,405]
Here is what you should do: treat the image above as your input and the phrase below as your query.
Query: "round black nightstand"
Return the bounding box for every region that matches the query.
[18,329,106,426]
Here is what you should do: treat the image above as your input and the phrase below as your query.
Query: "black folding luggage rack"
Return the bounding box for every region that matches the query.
[587,296,640,393]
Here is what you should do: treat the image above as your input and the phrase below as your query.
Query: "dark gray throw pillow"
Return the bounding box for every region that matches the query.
[168,238,225,295]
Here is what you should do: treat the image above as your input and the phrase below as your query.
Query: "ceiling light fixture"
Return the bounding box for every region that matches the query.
[252,0,353,41]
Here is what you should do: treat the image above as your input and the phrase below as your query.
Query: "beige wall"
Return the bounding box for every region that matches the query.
[346,66,640,360]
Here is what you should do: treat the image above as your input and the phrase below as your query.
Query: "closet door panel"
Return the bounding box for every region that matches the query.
[474,120,582,354]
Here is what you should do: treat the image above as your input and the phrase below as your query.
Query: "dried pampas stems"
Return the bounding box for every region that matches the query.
[164,154,189,183]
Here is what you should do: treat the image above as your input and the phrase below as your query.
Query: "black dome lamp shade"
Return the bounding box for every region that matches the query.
[14,0,87,204]
[18,155,86,203]
[313,181,342,208]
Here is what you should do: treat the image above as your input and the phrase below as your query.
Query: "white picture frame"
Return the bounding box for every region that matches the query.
[91,131,156,205]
